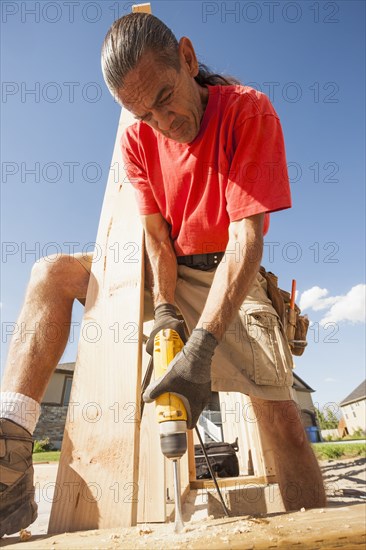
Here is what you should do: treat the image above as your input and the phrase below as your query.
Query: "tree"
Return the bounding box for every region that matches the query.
[315,406,339,430]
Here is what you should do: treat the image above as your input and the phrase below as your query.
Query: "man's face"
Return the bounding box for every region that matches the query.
[118,39,208,144]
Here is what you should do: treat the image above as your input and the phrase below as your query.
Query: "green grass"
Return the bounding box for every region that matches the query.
[32,451,61,462]
[31,444,365,464]
[312,442,366,460]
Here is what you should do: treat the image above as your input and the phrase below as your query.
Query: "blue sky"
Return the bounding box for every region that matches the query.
[1,0,365,414]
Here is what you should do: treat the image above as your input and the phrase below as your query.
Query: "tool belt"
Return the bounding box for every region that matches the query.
[259,266,309,356]
[177,252,224,270]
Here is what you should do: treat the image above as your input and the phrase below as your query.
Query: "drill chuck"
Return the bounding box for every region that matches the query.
[159,420,187,459]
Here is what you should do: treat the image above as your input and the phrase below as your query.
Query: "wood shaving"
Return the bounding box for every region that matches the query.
[139,528,153,536]
[19,529,32,542]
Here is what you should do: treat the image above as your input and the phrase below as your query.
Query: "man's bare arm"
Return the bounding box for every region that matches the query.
[141,212,177,306]
[197,213,265,341]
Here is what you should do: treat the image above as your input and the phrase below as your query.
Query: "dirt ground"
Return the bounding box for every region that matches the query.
[1,457,365,550]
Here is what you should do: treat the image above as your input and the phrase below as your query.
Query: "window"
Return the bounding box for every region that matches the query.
[62,377,73,406]
[345,414,348,419]
[353,412,356,418]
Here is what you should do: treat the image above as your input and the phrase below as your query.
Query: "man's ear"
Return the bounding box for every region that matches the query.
[178,37,199,77]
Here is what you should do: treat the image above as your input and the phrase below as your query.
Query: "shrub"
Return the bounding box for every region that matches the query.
[321,445,343,459]
[33,437,53,453]
[313,442,366,460]
[351,428,366,439]
[342,428,366,440]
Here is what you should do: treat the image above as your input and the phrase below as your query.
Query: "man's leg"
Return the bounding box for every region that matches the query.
[0,253,91,537]
[2,254,90,401]
[251,396,326,511]
[174,266,326,511]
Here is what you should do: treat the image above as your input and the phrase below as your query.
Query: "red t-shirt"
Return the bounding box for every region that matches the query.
[121,85,291,256]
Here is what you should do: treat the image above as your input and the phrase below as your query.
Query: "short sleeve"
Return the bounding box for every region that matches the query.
[225,112,292,222]
[120,127,160,216]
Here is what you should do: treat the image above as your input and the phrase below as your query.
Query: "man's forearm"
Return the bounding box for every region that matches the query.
[145,232,178,307]
[196,215,264,341]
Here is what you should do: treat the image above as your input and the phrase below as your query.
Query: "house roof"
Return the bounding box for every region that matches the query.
[55,362,75,374]
[292,372,315,393]
[340,379,366,407]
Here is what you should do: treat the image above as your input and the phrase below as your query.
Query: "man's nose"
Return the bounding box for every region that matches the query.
[152,109,174,132]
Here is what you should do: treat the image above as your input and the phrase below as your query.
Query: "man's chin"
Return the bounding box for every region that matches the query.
[169,135,193,144]
[167,121,198,143]
[167,129,198,144]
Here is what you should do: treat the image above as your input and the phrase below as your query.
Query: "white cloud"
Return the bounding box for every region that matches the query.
[299,284,366,326]
[320,284,366,326]
[324,377,337,383]
[299,286,340,312]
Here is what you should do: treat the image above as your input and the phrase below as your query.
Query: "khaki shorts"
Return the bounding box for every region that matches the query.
[73,252,293,401]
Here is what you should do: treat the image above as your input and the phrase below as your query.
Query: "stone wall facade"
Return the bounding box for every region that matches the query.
[33,404,68,449]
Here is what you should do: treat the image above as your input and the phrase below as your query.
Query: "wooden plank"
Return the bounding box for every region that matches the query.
[48,3,166,532]
[187,430,196,481]
[132,3,151,13]
[219,392,278,481]
[15,504,366,548]
[137,322,166,523]
[179,436,190,503]
[48,97,145,534]
[130,1,174,524]
[219,391,249,475]
[190,475,268,490]
[137,325,191,523]
[49,3,192,530]
[241,394,277,482]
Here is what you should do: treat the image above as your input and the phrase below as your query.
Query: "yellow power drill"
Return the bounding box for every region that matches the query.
[153,328,187,532]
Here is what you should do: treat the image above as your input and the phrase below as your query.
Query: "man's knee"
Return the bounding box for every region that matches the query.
[31,254,70,279]
[254,398,306,446]
[277,402,307,445]
[30,254,90,295]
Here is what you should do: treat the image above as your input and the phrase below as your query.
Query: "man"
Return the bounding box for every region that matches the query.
[102,12,325,508]
[0,12,325,538]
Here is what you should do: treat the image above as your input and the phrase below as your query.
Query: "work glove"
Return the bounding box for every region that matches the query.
[146,303,187,356]
[143,328,218,429]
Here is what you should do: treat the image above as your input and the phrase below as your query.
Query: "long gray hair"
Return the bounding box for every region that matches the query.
[101,13,240,99]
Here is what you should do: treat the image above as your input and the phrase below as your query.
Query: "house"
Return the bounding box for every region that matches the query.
[34,361,320,448]
[33,362,74,449]
[340,379,366,435]
[291,372,318,429]
[337,416,348,438]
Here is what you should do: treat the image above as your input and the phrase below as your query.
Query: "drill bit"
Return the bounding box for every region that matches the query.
[172,459,184,533]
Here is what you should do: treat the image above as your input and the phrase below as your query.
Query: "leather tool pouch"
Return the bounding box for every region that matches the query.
[259,266,309,356]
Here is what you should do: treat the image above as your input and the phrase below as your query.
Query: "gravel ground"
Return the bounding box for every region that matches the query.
[320,456,366,507]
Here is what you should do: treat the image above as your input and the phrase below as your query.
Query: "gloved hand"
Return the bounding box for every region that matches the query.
[146,303,187,356]
[143,328,218,429]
